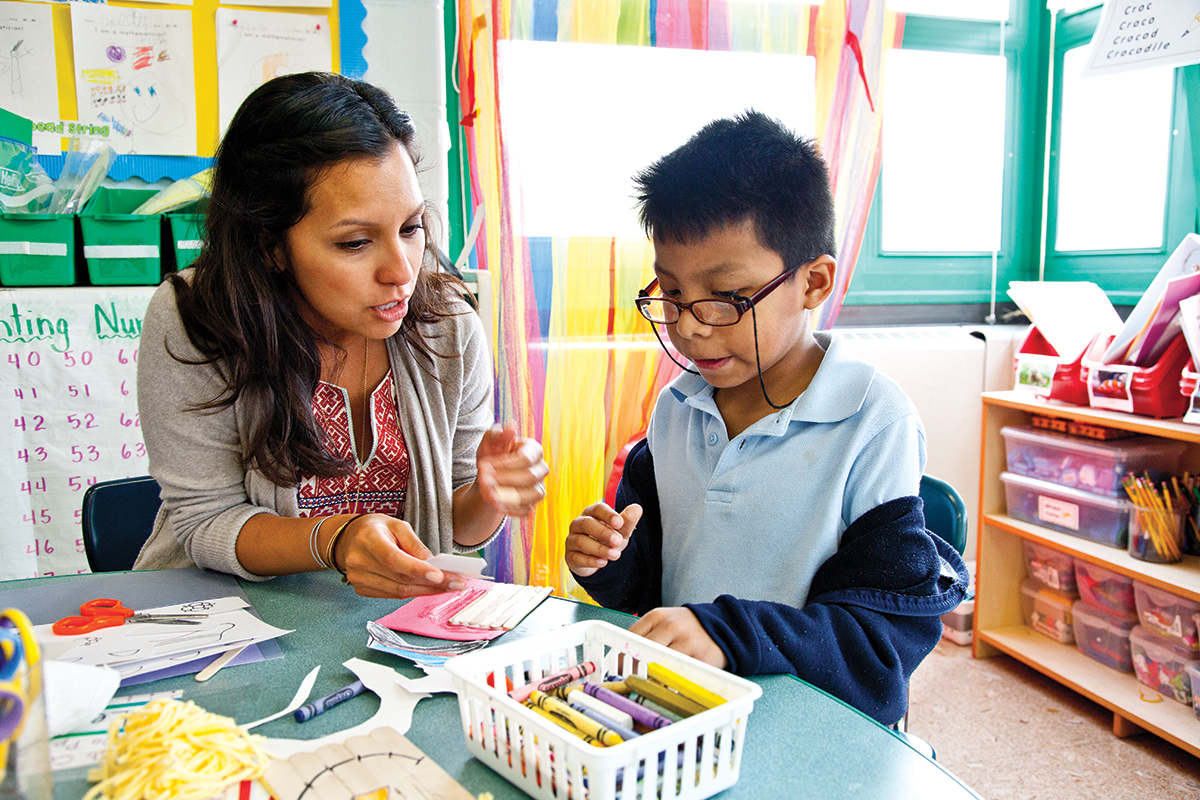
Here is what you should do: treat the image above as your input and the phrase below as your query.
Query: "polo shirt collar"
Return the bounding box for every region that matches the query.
[668,331,877,428]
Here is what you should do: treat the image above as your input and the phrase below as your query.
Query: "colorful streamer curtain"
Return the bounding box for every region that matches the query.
[457,0,903,596]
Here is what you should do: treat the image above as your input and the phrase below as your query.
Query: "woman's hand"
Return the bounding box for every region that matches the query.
[474,423,549,517]
[566,502,642,578]
[333,513,468,599]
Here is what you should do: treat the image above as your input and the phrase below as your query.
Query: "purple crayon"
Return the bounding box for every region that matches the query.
[583,681,672,729]
[510,661,596,703]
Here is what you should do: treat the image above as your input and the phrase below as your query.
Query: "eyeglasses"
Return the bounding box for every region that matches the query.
[635,268,798,327]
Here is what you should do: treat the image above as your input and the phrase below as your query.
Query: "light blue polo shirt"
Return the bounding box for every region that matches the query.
[648,331,926,608]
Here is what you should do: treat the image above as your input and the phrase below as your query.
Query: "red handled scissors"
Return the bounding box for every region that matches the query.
[51,598,207,636]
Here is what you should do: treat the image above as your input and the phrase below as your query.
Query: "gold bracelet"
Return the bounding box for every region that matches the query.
[325,514,366,581]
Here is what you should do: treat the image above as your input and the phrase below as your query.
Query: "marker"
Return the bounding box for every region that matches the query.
[527,690,624,746]
[294,680,366,722]
[626,675,705,717]
[581,682,672,730]
[647,662,726,709]
[509,661,595,703]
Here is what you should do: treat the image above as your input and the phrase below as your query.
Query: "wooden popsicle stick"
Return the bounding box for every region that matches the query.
[499,585,553,630]
[285,751,355,800]
[450,584,512,626]
[313,744,385,798]
[368,726,477,799]
[261,759,311,800]
[478,586,535,629]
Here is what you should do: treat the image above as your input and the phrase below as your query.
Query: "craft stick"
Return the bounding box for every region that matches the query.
[626,674,706,717]
[568,699,640,740]
[527,690,624,746]
[478,585,536,629]
[344,727,476,799]
[581,681,673,729]
[447,586,501,626]
[646,663,727,709]
[454,583,519,627]
[499,585,554,630]
[560,686,635,729]
[262,758,310,800]
[314,743,384,798]
[287,751,355,800]
[510,661,596,703]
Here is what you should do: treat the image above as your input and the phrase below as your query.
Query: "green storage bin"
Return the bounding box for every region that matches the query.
[78,187,162,285]
[166,205,205,271]
[0,212,77,285]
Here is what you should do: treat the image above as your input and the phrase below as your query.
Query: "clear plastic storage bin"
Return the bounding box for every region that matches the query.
[1187,662,1200,721]
[1073,559,1137,620]
[1021,579,1075,644]
[1130,625,1200,705]
[1071,600,1136,672]
[1133,581,1200,654]
[444,620,762,800]
[1024,541,1078,595]
[1000,425,1185,498]
[1001,472,1129,547]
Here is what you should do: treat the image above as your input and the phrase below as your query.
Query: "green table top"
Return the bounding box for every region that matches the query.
[1,569,981,799]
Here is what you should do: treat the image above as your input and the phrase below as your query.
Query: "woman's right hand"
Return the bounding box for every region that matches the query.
[332,513,468,599]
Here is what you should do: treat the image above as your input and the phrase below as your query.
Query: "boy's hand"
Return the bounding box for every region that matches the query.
[629,608,728,670]
[565,502,642,578]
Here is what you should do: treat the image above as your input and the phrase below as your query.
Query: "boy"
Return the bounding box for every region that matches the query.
[565,111,969,726]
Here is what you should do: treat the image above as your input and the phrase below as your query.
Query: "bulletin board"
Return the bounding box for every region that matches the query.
[21,0,361,182]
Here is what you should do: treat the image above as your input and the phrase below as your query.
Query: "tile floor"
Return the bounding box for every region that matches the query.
[907,639,1200,799]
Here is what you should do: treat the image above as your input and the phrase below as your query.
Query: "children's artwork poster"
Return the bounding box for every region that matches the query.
[215,8,331,136]
[1083,0,1200,77]
[228,0,331,8]
[0,287,154,580]
[0,1,60,154]
[69,4,196,155]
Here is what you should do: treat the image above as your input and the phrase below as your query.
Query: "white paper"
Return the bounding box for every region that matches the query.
[215,8,331,137]
[1007,281,1123,362]
[425,553,487,580]
[1103,234,1200,363]
[1179,293,1200,370]
[261,658,427,757]
[0,1,60,154]
[1082,1,1200,77]
[43,660,120,738]
[70,4,196,155]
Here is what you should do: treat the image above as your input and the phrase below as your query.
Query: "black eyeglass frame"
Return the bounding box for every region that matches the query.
[634,266,800,327]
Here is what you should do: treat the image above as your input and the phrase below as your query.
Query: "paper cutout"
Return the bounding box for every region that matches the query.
[260,659,428,758]
[243,666,320,730]
[394,669,456,696]
[69,4,197,155]
[424,552,488,580]
[365,622,488,669]
[376,580,552,642]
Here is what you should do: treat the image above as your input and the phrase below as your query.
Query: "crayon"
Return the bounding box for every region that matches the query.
[626,675,705,717]
[581,681,672,730]
[522,700,603,746]
[647,663,726,709]
[557,686,635,729]
[568,699,640,740]
[294,679,366,722]
[528,690,624,746]
[510,661,596,703]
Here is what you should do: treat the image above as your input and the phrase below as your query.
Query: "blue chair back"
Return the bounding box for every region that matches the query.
[919,474,968,556]
[81,476,162,572]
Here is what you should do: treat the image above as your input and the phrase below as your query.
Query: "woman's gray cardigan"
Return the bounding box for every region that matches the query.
[133,279,496,580]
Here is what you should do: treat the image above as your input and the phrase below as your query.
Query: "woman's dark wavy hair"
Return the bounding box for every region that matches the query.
[170,71,467,485]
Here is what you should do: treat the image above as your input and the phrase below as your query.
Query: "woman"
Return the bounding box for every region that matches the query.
[134,72,547,598]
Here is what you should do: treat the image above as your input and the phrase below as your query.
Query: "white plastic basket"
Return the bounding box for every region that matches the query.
[444,620,762,800]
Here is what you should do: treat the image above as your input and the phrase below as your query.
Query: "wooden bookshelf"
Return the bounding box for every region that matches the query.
[975,391,1200,756]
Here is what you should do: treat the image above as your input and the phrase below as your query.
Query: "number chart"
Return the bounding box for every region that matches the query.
[0,287,155,580]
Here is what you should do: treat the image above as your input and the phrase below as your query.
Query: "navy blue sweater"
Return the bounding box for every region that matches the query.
[575,438,970,726]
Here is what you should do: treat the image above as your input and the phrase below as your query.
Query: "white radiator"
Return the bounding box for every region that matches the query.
[837,324,1029,560]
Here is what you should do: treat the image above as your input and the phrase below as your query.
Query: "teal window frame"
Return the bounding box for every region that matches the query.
[1042,6,1197,305]
[846,1,1199,315]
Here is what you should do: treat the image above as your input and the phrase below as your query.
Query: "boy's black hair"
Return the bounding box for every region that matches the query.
[633,110,837,269]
